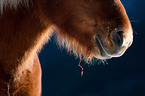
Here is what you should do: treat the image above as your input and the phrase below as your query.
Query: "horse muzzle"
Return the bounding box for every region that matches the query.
[95,28,133,59]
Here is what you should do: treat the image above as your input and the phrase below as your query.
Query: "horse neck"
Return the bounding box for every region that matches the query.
[0,0,52,81]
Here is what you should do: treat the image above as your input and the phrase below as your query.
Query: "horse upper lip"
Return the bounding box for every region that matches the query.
[95,35,112,59]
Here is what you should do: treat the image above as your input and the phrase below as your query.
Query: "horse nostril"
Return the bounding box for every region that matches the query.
[111,29,124,47]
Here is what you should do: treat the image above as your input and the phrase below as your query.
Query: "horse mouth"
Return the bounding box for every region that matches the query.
[95,35,112,59]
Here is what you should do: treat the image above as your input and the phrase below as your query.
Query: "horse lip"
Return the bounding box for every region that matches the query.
[95,35,112,59]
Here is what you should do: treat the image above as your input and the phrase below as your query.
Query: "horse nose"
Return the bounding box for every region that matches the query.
[111,28,124,47]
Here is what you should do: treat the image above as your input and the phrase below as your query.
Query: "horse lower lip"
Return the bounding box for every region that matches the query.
[95,36,111,58]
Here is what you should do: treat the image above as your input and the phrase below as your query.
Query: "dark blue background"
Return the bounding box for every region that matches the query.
[39,0,145,96]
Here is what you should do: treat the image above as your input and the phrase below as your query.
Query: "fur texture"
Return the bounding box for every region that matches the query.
[0,0,133,95]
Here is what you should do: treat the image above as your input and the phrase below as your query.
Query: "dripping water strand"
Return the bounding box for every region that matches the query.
[7,83,10,96]
[78,59,83,76]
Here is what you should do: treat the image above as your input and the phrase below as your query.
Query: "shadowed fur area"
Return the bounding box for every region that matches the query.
[0,0,133,95]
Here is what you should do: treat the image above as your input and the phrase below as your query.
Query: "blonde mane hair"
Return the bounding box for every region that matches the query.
[0,0,28,14]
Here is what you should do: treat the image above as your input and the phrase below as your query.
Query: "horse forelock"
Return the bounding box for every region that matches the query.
[0,0,28,14]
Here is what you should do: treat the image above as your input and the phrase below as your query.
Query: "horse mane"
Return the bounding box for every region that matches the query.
[0,0,28,14]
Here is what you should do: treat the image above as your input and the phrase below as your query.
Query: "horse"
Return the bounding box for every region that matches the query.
[0,0,133,95]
